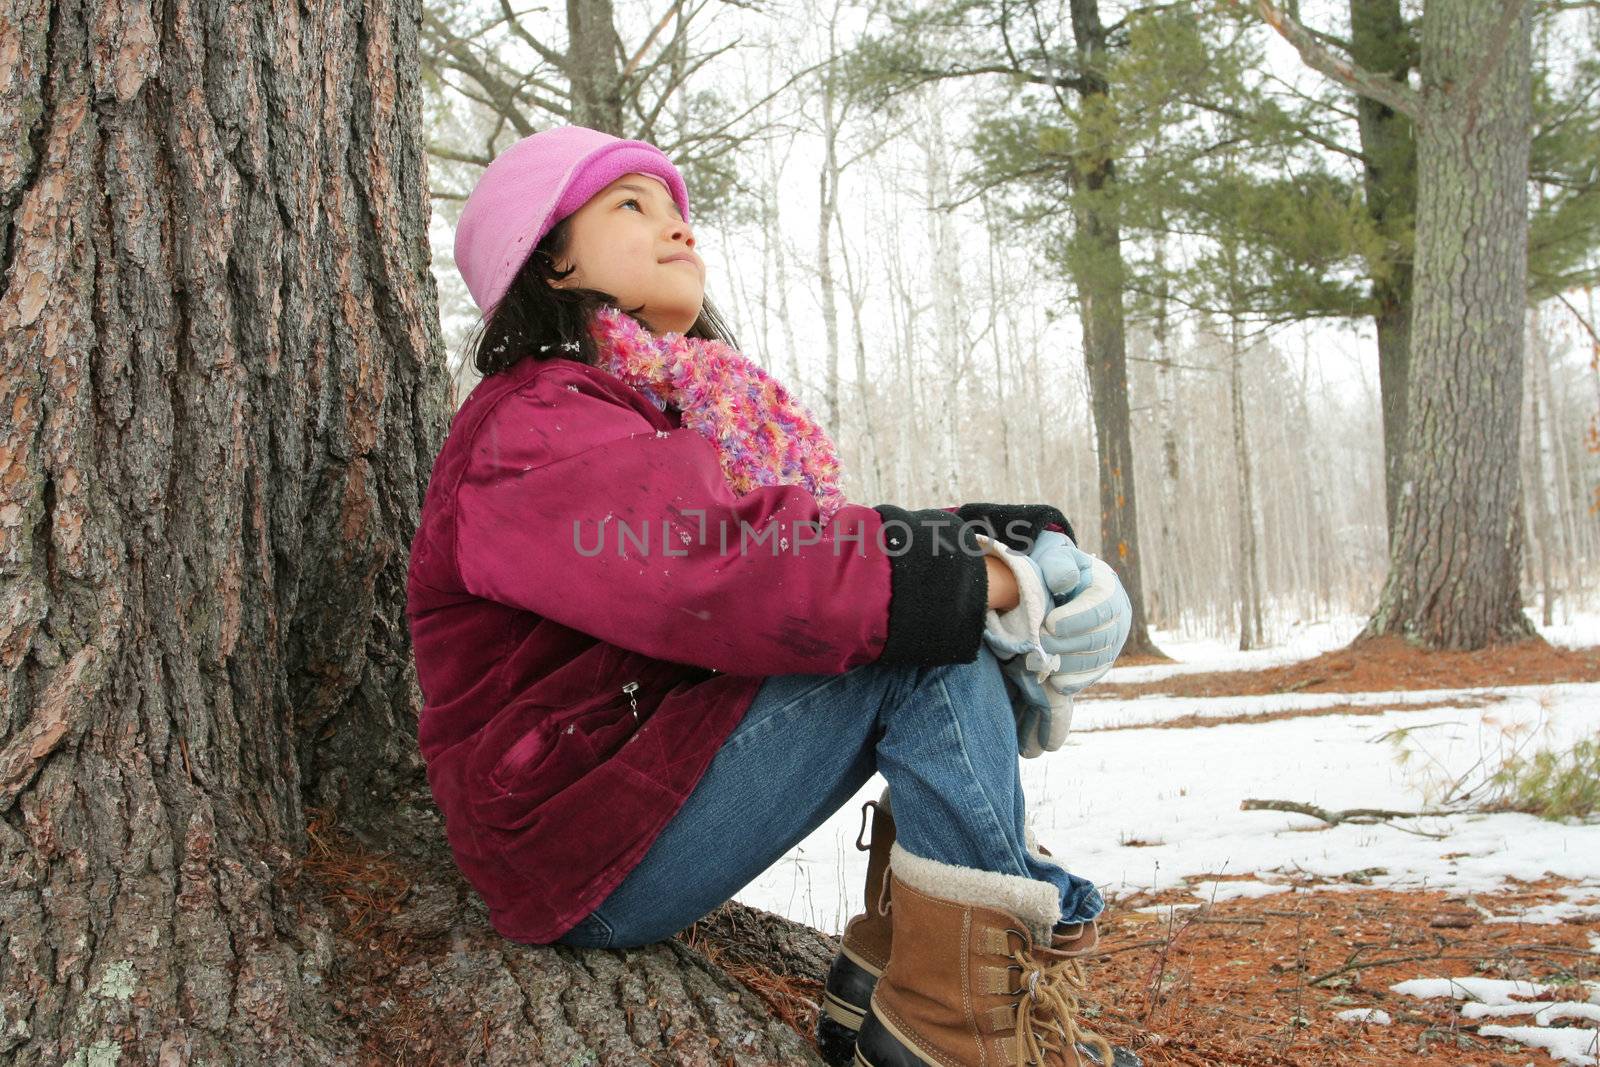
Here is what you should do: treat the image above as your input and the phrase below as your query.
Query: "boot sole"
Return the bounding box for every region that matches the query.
[855,1001,1143,1067]
[815,946,886,1067]
[853,1003,937,1067]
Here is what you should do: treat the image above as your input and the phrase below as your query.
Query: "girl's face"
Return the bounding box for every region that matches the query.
[552,172,705,334]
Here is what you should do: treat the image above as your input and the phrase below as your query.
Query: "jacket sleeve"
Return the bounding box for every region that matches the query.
[452,372,989,676]
[939,503,1076,552]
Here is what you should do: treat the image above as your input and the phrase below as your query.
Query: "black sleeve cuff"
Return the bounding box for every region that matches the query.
[871,505,988,666]
[954,502,1076,551]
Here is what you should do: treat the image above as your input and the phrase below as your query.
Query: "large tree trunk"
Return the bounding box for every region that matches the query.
[1362,0,1536,649]
[0,2,828,1062]
[0,0,448,1058]
[1069,0,1161,658]
[1349,0,1419,550]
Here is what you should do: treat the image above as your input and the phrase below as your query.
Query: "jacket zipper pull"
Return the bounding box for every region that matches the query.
[622,680,640,722]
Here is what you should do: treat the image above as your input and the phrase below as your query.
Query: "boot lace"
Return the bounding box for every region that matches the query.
[1005,935,1116,1067]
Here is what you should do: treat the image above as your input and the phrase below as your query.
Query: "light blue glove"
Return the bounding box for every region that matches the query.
[974,534,1072,758]
[1039,555,1132,696]
[998,656,1075,759]
[1025,529,1094,607]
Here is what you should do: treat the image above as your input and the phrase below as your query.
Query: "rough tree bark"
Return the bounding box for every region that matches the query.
[1361,1,1537,648]
[0,1,835,1063]
[0,0,448,1058]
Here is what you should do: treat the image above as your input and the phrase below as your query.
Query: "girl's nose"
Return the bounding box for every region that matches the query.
[666,219,694,246]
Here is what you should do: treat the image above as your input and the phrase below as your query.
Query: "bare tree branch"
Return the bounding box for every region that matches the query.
[1255,0,1422,121]
[426,143,493,166]
[496,0,570,72]
[422,10,558,136]
[624,0,684,79]
[1240,798,1455,824]
[1555,290,1600,348]
[1183,96,1370,164]
[665,46,901,157]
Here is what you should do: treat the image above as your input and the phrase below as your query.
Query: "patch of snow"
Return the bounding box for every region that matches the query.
[1100,607,1599,684]
[1462,1002,1600,1025]
[1391,977,1600,1064]
[1389,977,1552,1005]
[1333,1008,1390,1025]
[1074,681,1543,729]
[1485,900,1600,925]
[1534,609,1600,651]
[1189,880,1291,902]
[1474,1024,1599,1066]
[1102,615,1366,683]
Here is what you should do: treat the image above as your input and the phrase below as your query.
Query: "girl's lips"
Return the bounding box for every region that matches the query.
[660,254,699,268]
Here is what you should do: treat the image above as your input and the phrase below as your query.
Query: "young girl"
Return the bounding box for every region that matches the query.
[406,125,1137,1067]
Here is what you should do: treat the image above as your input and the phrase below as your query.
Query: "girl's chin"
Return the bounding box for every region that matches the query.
[639,309,701,335]
[657,303,705,334]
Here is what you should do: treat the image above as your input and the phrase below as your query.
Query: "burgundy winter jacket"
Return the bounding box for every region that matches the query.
[405,353,1073,944]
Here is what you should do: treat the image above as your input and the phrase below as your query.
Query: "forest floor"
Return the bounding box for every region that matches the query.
[722,872,1600,1067]
[726,634,1600,1066]
[1078,635,1600,1066]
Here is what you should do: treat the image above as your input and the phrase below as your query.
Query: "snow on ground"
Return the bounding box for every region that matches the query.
[1389,978,1600,1065]
[1101,615,1367,684]
[1073,681,1578,730]
[733,612,1600,936]
[1539,608,1600,652]
[1103,606,1600,684]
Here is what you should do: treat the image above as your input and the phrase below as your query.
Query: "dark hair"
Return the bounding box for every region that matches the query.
[467,214,740,377]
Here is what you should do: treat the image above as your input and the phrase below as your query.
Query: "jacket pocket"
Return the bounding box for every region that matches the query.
[471,681,644,828]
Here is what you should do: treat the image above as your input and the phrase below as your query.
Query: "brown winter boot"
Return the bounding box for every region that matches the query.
[854,843,1139,1067]
[816,785,896,1065]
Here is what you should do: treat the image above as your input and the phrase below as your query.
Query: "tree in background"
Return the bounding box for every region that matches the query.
[1177,1,1598,556]
[848,0,1178,658]
[1261,0,1539,648]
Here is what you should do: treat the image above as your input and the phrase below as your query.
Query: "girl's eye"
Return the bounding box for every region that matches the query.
[621,198,642,211]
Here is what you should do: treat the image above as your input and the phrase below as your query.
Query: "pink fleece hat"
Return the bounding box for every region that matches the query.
[454,125,692,315]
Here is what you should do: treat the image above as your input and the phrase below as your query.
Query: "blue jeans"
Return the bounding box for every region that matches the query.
[552,644,1104,949]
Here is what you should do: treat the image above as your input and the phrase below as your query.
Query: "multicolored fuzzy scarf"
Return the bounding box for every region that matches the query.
[587,305,848,524]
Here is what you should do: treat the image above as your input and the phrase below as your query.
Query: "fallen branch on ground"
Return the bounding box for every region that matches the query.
[1240,798,1460,825]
